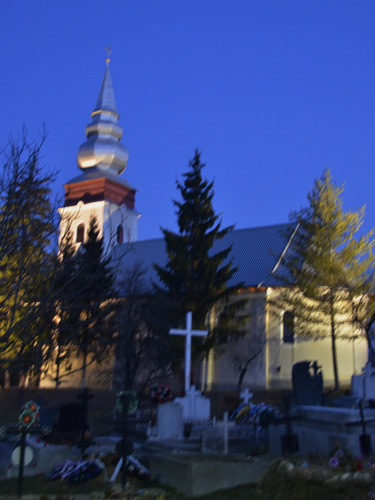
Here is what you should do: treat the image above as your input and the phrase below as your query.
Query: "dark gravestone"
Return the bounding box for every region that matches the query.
[292,361,323,406]
[56,402,85,432]
[39,407,59,428]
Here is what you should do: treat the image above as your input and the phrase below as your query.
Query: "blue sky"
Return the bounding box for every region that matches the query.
[1,1,375,241]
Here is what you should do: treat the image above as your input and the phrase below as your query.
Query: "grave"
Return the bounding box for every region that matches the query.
[144,318,276,495]
[269,404,375,456]
[150,313,211,444]
[269,359,375,457]
[6,437,78,479]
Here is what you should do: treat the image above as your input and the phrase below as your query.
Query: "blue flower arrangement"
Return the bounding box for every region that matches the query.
[230,402,280,428]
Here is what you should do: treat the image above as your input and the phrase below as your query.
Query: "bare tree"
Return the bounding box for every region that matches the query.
[113,263,174,394]
[227,328,266,394]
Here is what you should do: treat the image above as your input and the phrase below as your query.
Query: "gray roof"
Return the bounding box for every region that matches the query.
[110,222,296,291]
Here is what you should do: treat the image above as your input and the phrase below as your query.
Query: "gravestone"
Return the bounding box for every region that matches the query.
[39,406,59,428]
[156,402,184,440]
[202,412,231,455]
[292,360,323,406]
[56,402,85,431]
[352,361,375,401]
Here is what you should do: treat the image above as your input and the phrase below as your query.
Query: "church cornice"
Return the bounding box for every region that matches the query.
[64,177,135,209]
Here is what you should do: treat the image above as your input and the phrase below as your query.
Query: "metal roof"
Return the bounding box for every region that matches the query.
[110,222,296,291]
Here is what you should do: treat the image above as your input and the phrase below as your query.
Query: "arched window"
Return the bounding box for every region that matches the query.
[76,223,85,243]
[283,311,295,344]
[116,224,124,244]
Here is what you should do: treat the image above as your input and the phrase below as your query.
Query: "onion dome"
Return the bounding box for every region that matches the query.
[77,60,129,176]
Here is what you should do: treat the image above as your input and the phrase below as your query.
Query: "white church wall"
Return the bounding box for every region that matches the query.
[59,200,138,254]
[207,292,268,390]
[102,201,138,249]
[40,351,114,389]
[59,201,105,251]
[266,288,368,388]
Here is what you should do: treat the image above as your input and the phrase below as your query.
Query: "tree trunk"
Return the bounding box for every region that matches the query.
[329,292,339,390]
[121,397,129,489]
[55,348,61,389]
[237,362,250,395]
[81,350,87,389]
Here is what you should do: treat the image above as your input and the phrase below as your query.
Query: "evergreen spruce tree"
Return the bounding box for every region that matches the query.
[73,215,115,388]
[155,150,246,355]
[277,169,375,389]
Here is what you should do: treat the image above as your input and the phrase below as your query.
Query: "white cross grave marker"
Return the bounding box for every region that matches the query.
[240,387,253,405]
[170,311,208,395]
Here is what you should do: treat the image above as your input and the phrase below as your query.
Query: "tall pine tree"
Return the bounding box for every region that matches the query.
[155,150,246,354]
[277,169,375,389]
[73,216,115,388]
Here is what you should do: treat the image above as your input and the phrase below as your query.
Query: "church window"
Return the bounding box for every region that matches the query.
[116,224,124,244]
[283,311,295,343]
[76,223,85,243]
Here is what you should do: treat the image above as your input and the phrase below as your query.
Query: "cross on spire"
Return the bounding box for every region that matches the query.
[170,312,208,395]
[105,45,112,65]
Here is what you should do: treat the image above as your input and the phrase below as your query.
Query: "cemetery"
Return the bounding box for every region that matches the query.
[2,327,375,499]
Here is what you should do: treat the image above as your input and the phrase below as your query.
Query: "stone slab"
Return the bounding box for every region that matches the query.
[149,454,273,497]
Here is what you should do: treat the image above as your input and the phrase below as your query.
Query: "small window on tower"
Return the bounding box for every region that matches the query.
[117,224,124,244]
[76,223,85,243]
[283,311,295,344]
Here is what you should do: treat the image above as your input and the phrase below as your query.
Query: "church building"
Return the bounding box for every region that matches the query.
[55,59,368,391]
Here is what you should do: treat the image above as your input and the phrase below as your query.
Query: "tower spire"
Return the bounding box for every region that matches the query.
[77,54,128,176]
[92,62,118,118]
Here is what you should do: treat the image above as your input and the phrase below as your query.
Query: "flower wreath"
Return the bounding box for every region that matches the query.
[18,401,40,428]
[116,391,138,414]
[150,384,173,403]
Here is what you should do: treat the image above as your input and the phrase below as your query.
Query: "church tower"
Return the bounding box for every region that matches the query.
[59,56,139,252]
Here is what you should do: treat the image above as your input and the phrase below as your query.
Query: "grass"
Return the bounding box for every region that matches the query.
[0,464,374,500]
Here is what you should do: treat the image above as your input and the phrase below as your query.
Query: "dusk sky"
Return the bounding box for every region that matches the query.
[1,2,375,241]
